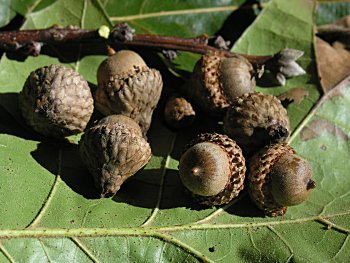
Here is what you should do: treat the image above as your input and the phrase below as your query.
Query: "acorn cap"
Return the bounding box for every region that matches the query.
[96,50,163,134]
[189,53,255,117]
[19,64,94,138]
[164,95,196,129]
[79,114,152,197]
[179,133,246,206]
[223,92,290,156]
[248,143,315,216]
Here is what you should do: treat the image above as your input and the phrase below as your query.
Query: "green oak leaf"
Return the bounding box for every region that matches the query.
[0,0,349,262]
[0,0,15,28]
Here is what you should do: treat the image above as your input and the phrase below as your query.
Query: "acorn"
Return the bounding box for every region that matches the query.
[189,52,256,117]
[79,114,152,197]
[96,50,163,134]
[179,133,246,206]
[248,143,316,217]
[163,94,196,129]
[223,92,290,156]
[18,64,94,138]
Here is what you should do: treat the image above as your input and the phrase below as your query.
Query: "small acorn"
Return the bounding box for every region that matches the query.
[223,92,290,156]
[79,114,152,197]
[19,64,94,138]
[96,50,163,134]
[248,143,316,217]
[179,133,246,206]
[163,94,196,129]
[189,52,256,116]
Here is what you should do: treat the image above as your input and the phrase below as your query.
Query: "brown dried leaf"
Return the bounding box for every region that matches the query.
[277,87,309,105]
[315,37,350,92]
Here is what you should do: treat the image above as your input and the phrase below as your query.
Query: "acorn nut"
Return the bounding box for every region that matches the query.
[179,133,246,206]
[248,143,316,217]
[79,114,152,197]
[96,50,163,134]
[19,64,94,138]
[223,92,290,156]
[164,94,196,129]
[189,52,256,116]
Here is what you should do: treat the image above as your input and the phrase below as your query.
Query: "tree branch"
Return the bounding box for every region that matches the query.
[0,24,272,64]
[0,23,305,85]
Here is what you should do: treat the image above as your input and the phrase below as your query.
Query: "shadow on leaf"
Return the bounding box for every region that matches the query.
[31,142,100,199]
[215,0,261,47]
[226,190,265,218]
[0,92,43,141]
[113,169,205,210]
[170,114,224,161]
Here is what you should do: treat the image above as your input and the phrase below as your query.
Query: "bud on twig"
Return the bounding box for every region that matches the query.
[263,48,306,86]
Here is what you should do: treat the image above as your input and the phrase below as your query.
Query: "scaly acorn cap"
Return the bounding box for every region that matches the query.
[179,133,246,206]
[190,52,256,117]
[19,64,94,138]
[163,94,196,129]
[79,115,152,197]
[96,50,163,134]
[248,143,315,217]
[223,92,290,156]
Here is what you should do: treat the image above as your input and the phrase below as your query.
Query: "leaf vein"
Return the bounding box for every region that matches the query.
[333,234,350,260]
[38,239,52,263]
[141,133,177,227]
[2,211,350,239]
[267,226,294,258]
[71,237,101,263]
[0,241,15,263]
[26,148,63,229]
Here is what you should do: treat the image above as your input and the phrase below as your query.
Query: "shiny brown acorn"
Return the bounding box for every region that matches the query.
[179,133,246,206]
[248,143,316,217]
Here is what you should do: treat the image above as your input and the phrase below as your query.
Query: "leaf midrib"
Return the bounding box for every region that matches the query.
[1,210,349,238]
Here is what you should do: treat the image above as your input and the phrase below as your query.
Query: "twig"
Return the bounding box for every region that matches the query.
[0,23,272,64]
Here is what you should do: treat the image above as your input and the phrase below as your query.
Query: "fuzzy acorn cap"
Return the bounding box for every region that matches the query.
[164,94,196,129]
[190,52,255,116]
[248,143,315,217]
[18,64,94,138]
[223,92,290,156]
[179,133,246,206]
[96,50,163,134]
[79,114,152,197]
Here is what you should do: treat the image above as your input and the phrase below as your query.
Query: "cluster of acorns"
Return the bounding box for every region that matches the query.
[19,50,162,198]
[175,52,316,217]
[18,49,315,217]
